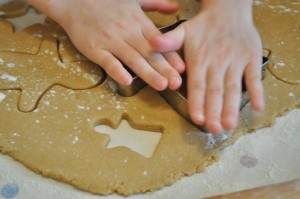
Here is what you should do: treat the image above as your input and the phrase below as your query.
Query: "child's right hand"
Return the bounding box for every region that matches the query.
[26,0,185,91]
[150,0,265,133]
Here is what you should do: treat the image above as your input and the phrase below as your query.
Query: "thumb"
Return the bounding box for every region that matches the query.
[140,0,180,14]
[150,25,185,53]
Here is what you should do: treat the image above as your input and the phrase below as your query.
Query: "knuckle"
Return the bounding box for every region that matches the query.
[146,52,162,64]
[105,64,119,77]
[247,73,261,83]
[225,82,240,93]
[127,53,143,67]
[100,56,121,77]
[208,84,223,96]
[101,55,112,67]
[190,80,206,92]
[190,46,205,59]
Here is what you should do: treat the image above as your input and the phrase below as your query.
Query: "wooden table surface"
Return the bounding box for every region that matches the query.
[209,179,300,199]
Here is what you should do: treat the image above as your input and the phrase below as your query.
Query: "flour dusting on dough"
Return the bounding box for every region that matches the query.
[6,63,15,68]
[0,73,17,82]
[253,0,263,6]
[72,136,79,144]
[0,92,6,103]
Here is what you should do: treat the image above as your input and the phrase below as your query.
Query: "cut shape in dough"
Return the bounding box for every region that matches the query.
[42,21,88,63]
[95,119,162,158]
[22,21,88,62]
[0,20,105,112]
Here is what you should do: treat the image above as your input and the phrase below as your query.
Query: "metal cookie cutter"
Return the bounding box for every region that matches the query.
[112,19,269,133]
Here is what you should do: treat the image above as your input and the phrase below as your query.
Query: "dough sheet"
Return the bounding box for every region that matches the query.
[0,0,299,196]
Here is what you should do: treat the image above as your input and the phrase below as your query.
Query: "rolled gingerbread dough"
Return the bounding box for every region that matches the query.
[0,0,299,196]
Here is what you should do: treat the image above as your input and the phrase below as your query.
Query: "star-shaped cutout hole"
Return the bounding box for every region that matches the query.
[95,119,162,158]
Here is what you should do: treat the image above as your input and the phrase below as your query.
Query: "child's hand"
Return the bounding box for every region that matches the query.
[150,0,264,133]
[27,0,185,91]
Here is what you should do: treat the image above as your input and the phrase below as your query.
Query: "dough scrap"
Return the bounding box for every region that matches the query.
[0,0,299,196]
[0,0,29,18]
[253,0,300,85]
[0,20,104,112]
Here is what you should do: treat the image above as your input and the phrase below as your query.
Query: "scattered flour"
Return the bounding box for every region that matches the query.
[6,63,15,68]
[72,136,79,144]
[0,73,17,82]
[0,92,6,103]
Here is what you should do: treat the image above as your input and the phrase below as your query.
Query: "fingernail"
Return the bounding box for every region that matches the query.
[123,77,133,86]
[156,77,168,91]
[252,99,265,112]
[223,116,237,130]
[175,61,185,71]
[208,121,223,134]
[194,113,205,125]
[169,76,182,90]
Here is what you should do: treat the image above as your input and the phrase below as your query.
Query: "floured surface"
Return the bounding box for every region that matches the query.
[0,0,300,197]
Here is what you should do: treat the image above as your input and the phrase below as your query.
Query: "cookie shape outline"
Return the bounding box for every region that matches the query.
[0,20,105,112]
[25,21,88,63]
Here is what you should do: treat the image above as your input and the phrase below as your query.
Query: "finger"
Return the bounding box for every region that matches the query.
[135,46,182,90]
[124,25,182,90]
[143,22,185,77]
[163,51,186,74]
[245,57,265,111]
[150,25,185,53]
[187,54,208,126]
[205,62,229,134]
[140,12,185,75]
[140,0,180,13]
[112,40,168,91]
[221,63,244,130]
[86,49,133,86]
